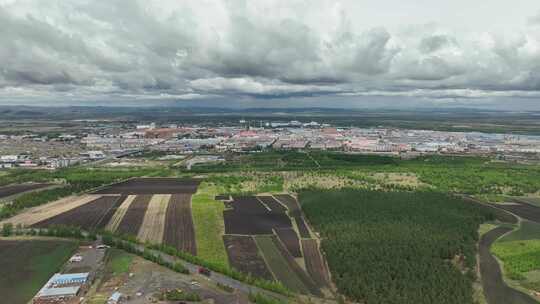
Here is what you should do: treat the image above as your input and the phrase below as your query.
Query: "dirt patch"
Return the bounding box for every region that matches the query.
[496,202,540,223]
[33,196,120,230]
[274,228,302,258]
[301,239,330,288]
[105,195,136,232]
[274,194,301,216]
[94,178,200,195]
[163,194,197,255]
[257,196,287,213]
[116,195,152,236]
[223,235,274,281]
[0,183,52,199]
[1,195,99,227]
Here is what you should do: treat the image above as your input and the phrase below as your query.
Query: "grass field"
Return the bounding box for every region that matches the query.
[499,220,540,243]
[492,240,540,280]
[191,183,229,268]
[0,238,77,304]
[254,235,310,294]
[107,249,133,275]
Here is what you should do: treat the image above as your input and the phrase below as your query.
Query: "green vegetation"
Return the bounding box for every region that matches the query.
[191,182,229,268]
[492,240,540,280]
[157,289,201,302]
[300,189,495,304]
[0,239,78,304]
[191,152,540,196]
[249,293,288,304]
[107,249,133,275]
[254,235,310,294]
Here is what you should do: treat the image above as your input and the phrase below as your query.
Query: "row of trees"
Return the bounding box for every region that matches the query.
[300,189,495,304]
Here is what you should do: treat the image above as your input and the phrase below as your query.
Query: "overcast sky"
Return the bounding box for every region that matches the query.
[1,0,540,109]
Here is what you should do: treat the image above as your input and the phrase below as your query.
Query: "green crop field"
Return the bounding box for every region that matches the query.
[191,183,229,268]
[0,238,77,304]
[254,235,310,294]
[492,240,540,280]
[300,189,495,304]
[499,220,540,243]
[107,249,133,275]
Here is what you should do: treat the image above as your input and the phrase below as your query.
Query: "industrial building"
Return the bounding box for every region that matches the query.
[33,273,89,304]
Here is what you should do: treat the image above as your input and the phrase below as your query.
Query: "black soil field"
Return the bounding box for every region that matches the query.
[94,178,200,194]
[230,196,270,214]
[275,228,302,257]
[301,239,330,288]
[274,194,301,216]
[272,236,321,296]
[495,202,540,223]
[224,211,292,235]
[294,216,311,238]
[480,227,538,304]
[164,194,197,255]
[257,196,287,213]
[116,194,152,235]
[223,235,274,281]
[224,196,292,235]
[33,196,120,230]
[215,195,231,201]
[0,183,51,199]
[95,195,127,229]
[462,196,518,224]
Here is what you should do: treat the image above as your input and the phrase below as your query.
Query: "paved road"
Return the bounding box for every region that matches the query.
[479,227,539,304]
[126,241,290,301]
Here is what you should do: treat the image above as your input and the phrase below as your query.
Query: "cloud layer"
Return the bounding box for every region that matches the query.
[1,0,540,105]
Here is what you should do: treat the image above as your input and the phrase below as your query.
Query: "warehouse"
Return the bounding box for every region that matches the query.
[33,273,89,304]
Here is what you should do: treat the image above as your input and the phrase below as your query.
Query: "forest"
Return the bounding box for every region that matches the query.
[299,189,495,304]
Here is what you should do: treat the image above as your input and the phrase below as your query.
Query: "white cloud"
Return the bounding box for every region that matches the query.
[0,0,539,104]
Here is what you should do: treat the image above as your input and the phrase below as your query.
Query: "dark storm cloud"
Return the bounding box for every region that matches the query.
[0,0,539,104]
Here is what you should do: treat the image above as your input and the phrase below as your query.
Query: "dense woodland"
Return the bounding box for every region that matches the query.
[300,189,495,304]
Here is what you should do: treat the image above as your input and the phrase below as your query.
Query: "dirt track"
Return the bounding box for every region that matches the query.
[480,227,538,304]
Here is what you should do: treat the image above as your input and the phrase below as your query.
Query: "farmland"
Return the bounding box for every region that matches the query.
[0,238,77,304]
[0,183,52,199]
[4,179,202,253]
[191,183,228,267]
[164,194,197,255]
[223,235,273,281]
[300,189,495,304]
[220,193,329,296]
[480,228,538,304]
[33,195,122,231]
[492,240,540,281]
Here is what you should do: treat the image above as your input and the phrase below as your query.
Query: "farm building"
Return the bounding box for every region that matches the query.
[33,273,89,304]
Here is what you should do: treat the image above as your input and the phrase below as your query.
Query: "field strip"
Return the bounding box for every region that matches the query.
[254,235,311,294]
[105,195,136,232]
[0,195,100,227]
[137,194,171,244]
[255,197,272,212]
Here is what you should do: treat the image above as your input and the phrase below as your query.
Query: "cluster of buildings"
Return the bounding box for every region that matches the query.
[80,121,540,158]
[2,120,540,170]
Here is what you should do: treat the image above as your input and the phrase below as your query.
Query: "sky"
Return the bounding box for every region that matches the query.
[1,0,540,109]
